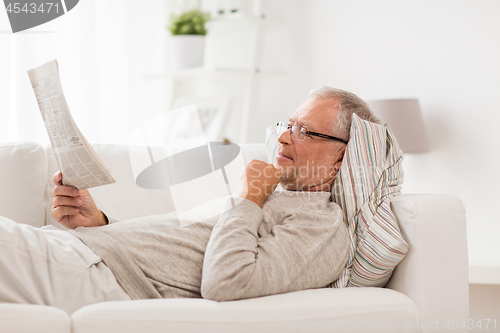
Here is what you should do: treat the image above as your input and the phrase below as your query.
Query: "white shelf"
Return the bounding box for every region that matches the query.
[469,264,500,285]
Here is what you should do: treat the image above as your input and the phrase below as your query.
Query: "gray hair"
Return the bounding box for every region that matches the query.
[308,86,380,141]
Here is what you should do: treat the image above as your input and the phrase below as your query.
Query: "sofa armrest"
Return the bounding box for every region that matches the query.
[387,194,469,329]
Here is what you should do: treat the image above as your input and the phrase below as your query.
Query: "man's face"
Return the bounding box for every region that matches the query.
[275,97,346,191]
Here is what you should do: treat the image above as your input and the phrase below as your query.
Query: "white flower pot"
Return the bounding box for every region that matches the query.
[170,35,205,70]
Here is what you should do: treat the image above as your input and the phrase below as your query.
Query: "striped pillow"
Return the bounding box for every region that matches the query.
[330,114,407,288]
[265,115,408,288]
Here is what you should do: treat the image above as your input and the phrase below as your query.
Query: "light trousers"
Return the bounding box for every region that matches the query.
[0,216,131,314]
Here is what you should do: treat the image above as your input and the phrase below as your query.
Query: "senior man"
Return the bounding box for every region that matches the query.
[0,86,379,313]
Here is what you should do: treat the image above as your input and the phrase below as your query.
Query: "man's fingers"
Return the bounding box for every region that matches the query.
[51,206,79,221]
[53,185,79,198]
[53,171,79,198]
[52,171,63,186]
[53,196,82,208]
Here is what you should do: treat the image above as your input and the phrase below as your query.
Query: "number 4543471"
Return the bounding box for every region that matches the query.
[444,319,497,330]
[6,3,60,14]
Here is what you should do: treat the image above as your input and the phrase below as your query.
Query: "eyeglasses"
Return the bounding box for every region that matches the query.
[276,122,348,144]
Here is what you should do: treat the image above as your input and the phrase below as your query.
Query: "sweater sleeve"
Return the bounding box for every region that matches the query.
[101,211,120,224]
[200,198,349,301]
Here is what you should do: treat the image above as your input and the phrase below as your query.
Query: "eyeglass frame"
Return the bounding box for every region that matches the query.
[276,122,348,144]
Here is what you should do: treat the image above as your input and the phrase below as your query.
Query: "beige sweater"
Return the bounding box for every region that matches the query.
[71,191,349,301]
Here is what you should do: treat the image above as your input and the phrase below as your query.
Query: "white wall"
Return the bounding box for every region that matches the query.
[303,0,500,267]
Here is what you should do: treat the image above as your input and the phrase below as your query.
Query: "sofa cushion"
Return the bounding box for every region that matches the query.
[72,288,421,333]
[0,304,70,333]
[0,142,47,227]
[387,194,469,327]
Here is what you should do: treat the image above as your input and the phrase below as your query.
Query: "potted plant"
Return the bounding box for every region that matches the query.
[168,8,210,70]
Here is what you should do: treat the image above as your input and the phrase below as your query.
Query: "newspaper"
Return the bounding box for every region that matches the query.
[28,60,115,190]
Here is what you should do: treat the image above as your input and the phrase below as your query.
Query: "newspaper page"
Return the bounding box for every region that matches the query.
[28,60,115,190]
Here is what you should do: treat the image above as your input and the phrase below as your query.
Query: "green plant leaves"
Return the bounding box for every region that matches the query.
[168,8,210,36]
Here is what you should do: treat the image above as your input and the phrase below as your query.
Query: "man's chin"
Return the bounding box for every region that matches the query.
[278,174,299,191]
[280,182,299,191]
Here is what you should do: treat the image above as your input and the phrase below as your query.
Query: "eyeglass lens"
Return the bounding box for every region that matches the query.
[276,122,306,141]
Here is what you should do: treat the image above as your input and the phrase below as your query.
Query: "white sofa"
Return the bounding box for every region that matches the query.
[0,142,470,333]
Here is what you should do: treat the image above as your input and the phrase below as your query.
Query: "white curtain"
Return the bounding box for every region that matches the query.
[0,0,170,145]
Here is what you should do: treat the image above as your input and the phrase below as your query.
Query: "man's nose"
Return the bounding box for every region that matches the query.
[277,128,292,145]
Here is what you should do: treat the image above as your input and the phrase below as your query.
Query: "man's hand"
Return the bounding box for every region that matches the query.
[51,171,107,229]
[236,160,281,208]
